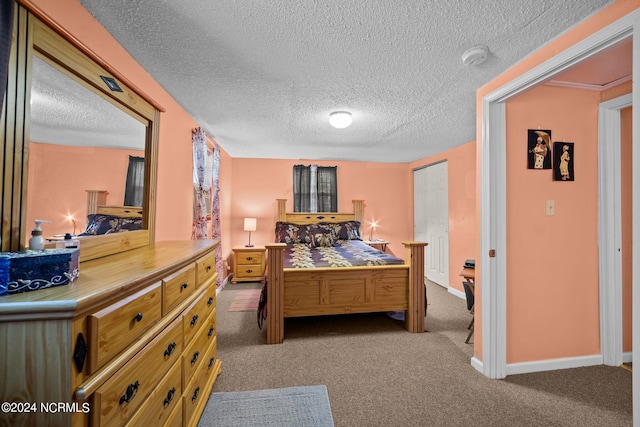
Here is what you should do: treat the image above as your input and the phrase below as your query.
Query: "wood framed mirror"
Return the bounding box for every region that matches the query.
[1,3,161,262]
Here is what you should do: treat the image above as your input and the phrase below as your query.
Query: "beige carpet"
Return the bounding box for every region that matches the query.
[227,288,261,312]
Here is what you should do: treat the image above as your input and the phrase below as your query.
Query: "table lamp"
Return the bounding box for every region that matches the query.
[369,221,377,241]
[66,214,77,235]
[244,218,257,247]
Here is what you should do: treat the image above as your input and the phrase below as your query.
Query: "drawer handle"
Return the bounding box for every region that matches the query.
[164,342,176,357]
[181,283,188,290]
[134,312,143,323]
[245,269,253,273]
[206,265,212,272]
[208,326,214,337]
[119,381,140,405]
[208,357,215,368]
[246,256,253,261]
[207,297,214,306]
[190,314,199,327]
[163,387,176,407]
[191,351,200,366]
[191,386,200,403]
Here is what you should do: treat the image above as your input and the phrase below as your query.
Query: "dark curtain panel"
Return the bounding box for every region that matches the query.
[293,164,311,212]
[293,164,337,212]
[0,1,14,118]
[317,166,337,212]
[124,156,145,206]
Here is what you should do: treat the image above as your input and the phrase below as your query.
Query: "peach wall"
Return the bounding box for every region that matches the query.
[409,141,477,294]
[505,85,601,363]
[26,142,143,239]
[476,0,638,363]
[29,0,201,242]
[226,159,412,265]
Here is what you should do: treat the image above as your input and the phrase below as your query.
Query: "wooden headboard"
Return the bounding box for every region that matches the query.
[96,205,143,218]
[276,199,363,224]
[86,190,143,218]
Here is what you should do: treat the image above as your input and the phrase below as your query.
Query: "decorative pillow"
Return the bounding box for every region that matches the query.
[308,223,335,247]
[81,214,119,235]
[331,221,362,241]
[80,214,142,235]
[274,222,311,244]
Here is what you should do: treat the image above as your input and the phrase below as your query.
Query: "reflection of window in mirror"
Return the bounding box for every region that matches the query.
[27,54,148,241]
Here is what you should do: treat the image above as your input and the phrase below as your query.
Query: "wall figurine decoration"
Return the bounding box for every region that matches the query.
[553,142,574,181]
[528,129,552,169]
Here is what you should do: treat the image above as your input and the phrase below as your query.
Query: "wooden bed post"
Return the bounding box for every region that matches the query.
[277,199,287,222]
[403,241,428,333]
[266,243,287,344]
[352,200,363,223]
[86,190,108,215]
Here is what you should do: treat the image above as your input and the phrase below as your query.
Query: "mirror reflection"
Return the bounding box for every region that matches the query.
[26,55,148,242]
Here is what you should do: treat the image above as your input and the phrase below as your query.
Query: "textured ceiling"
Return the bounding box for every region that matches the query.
[65,0,616,162]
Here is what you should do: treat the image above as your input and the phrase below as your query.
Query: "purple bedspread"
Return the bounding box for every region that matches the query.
[283,239,404,268]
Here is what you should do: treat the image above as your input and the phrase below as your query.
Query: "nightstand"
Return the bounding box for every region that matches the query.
[231,246,266,283]
[364,239,389,252]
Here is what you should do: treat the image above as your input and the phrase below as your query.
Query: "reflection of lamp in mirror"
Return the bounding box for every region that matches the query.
[369,220,378,241]
[244,218,257,247]
[66,215,77,235]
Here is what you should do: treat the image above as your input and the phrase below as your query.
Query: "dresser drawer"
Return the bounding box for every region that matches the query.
[88,282,162,373]
[196,251,216,287]
[183,285,216,346]
[163,263,196,314]
[126,360,182,427]
[165,402,182,427]
[182,312,216,386]
[236,251,263,265]
[93,316,183,426]
[182,343,215,427]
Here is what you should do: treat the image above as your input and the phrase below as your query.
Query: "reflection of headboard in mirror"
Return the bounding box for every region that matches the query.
[2,5,161,261]
[96,206,143,218]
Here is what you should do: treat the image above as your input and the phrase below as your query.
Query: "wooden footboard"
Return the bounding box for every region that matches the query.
[265,241,426,344]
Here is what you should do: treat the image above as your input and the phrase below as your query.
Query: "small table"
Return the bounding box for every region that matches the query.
[364,239,389,252]
[232,246,266,283]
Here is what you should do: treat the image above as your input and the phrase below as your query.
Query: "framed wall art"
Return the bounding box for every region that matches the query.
[553,141,574,181]
[527,129,552,169]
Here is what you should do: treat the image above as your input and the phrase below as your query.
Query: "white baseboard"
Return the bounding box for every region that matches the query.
[506,354,603,376]
[471,356,483,373]
[448,287,465,300]
[623,351,633,364]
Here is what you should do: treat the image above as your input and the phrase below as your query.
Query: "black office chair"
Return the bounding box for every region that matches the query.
[462,281,474,343]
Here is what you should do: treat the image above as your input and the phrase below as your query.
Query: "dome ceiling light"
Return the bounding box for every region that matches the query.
[329,111,352,129]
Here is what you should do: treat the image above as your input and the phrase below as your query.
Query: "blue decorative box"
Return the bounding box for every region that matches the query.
[0,248,79,296]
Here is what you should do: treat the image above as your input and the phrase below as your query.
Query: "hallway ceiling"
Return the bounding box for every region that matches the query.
[68,0,619,162]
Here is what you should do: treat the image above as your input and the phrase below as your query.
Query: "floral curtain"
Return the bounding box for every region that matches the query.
[192,127,209,240]
[211,142,223,287]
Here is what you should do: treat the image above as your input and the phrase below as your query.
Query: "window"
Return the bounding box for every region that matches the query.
[293,164,337,212]
[124,155,144,207]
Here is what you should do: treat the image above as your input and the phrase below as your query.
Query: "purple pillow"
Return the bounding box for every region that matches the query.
[274,222,311,244]
[331,221,362,241]
[309,223,335,247]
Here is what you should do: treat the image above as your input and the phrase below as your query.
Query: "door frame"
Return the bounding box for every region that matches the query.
[598,93,632,367]
[478,8,640,398]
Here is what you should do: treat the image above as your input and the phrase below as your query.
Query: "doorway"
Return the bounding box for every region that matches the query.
[414,161,450,288]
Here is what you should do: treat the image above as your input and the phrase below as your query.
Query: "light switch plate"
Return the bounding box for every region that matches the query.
[546,200,555,216]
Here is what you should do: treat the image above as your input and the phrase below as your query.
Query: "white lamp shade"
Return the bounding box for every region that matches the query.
[329,111,352,129]
[243,218,257,232]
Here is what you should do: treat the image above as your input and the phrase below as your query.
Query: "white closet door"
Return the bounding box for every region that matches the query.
[414,162,449,288]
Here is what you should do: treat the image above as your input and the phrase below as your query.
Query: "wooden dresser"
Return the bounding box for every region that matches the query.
[0,240,222,427]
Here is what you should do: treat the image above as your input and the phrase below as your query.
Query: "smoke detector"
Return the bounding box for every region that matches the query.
[462,46,489,66]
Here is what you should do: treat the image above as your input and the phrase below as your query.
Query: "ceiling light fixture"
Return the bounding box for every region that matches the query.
[329,111,352,129]
[461,45,489,66]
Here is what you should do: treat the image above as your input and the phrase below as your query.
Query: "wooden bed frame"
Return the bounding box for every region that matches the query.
[265,199,427,344]
[86,189,143,218]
